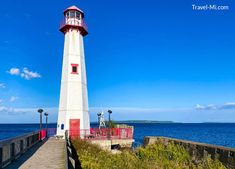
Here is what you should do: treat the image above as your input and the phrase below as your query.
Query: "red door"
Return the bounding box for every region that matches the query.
[70,119,80,139]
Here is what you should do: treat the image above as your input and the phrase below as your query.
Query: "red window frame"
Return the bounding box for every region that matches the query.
[71,64,79,74]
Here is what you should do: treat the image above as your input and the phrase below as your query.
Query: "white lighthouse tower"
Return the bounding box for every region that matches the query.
[57,5,90,137]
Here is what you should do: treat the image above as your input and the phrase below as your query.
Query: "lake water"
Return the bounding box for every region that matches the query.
[0,123,235,148]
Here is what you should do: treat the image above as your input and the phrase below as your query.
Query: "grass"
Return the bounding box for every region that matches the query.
[72,139,227,169]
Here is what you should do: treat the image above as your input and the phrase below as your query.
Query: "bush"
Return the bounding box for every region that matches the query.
[105,120,116,128]
[72,139,227,169]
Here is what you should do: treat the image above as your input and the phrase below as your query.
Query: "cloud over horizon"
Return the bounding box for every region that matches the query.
[195,103,235,110]
[0,104,235,123]
[0,106,13,113]
[0,106,188,123]
[0,106,58,123]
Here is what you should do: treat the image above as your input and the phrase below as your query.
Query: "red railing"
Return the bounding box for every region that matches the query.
[69,128,133,140]
[38,129,47,141]
[37,128,57,141]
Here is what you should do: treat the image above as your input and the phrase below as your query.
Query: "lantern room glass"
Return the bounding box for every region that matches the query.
[76,11,80,19]
[66,11,81,19]
[70,11,75,18]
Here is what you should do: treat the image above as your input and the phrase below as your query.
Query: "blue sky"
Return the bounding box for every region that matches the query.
[0,0,234,123]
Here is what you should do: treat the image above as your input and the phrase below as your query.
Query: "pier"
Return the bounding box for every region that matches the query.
[0,126,133,168]
[1,130,235,168]
[6,138,65,169]
[0,130,45,168]
[0,129,62,169]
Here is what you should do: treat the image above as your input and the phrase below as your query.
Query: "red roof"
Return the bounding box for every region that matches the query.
[64,5,84,17]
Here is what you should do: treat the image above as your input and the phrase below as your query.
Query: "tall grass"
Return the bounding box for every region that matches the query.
[72,139,227,169]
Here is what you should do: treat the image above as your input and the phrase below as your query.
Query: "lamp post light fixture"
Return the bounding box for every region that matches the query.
[37,109,44,130]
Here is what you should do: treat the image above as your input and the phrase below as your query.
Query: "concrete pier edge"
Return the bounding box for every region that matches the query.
[144,136,235,168]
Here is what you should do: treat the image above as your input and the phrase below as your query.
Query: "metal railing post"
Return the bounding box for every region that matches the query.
[10,143,15,161]
[0,147,2,169]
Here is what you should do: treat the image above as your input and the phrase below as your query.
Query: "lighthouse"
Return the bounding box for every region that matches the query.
[57,5,90,137]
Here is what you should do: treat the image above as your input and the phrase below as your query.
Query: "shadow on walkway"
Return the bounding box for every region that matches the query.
[5,139,48,169]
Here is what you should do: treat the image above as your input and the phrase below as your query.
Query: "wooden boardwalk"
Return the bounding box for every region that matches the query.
[6,138,66,169]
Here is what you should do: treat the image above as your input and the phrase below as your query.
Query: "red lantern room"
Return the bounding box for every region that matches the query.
[60,5,88,36]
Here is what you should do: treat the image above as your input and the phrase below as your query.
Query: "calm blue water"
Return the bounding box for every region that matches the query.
[0,124,56,140]
[0,123,235,148]
[131,123,235,148]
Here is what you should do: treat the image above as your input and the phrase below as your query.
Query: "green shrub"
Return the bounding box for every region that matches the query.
[105,120,116,128]
[72,139,227,169]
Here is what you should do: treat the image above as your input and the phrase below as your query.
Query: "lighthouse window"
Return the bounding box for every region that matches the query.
[72,66,77,73]
[75,12,80,19]
[70,11,75,18]
[66,12,69,18]
[71,64,78,74]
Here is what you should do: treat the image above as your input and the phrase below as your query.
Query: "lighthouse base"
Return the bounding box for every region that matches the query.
[90,139,134,151]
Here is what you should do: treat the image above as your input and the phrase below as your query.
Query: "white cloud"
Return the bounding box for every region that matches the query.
[0,106,10,113]
[0,106,235,123]
[0,106,26,115]
[0,99,3,103]
[195,104,217,110]
[10,96,19,102]
[90,107,166,113]
[89,107,190,116]
[219,103,235,110]
[195,102,235,110]
[20,67,41,80]
[195,104,205,110]
[7,68,20,75]
[0,83,6,89]
[0,107,58,123]
[7,67,41,80]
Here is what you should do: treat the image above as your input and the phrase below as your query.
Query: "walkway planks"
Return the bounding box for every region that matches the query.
[6,138,66,169]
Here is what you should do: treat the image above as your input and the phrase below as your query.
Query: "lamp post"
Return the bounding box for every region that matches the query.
[44,112,49,137]
[107,110,112,127]
[38,108,43,141]
[37,109,43,130]
[107,110,112,139]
